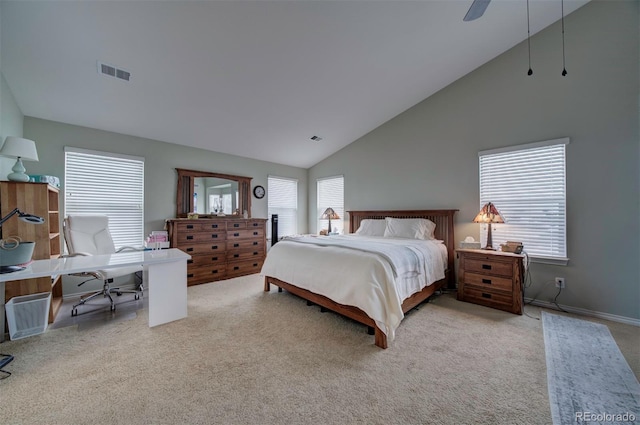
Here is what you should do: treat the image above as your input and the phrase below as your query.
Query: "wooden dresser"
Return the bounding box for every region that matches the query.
[456,249,525,315]
[166,218,267,286]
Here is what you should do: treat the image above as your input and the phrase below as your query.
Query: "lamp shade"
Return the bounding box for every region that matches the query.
[320,208,340,220]
[0,137,39,161]
[473,202,504,224]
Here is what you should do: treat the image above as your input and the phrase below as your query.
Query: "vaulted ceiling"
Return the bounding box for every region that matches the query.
[1,0,589,168]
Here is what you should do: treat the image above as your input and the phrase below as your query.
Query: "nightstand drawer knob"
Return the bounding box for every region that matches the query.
[482,278,492,284]
[482,264,492,270]
[481,293,492,299]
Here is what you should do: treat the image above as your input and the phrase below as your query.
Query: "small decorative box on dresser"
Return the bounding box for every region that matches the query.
[456,249,525,315]
[166,218,267,286]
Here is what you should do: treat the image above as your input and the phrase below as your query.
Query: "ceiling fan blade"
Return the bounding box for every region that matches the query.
[464,0,491,22]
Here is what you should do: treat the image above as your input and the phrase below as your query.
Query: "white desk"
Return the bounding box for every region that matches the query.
[0,248,191,342]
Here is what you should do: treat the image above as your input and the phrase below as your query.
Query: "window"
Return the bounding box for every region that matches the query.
[317,175,344,234]
[65,147,144,249]
[478,138,568,264]
[267,176,298,240]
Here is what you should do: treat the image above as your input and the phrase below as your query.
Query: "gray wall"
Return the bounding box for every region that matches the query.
[22,117,308,295]
[0,72,24,177]
[309,1,639,320]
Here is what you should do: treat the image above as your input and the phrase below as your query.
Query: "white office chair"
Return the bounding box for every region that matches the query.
[63,214,143,317]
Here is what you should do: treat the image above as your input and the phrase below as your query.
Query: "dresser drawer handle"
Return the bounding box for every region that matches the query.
[482,279,492,284]
[234,243,239,248]
[187,224,194,229]
[234,233,240,237]
[187,259,193,264]
[212,245,218,250]
[187,273,194,278]
[482,264,492,270]
[186,248,194,252]
[253,263,258,267]
[212,224,218,228]
[253,252,258,256]
[212,270,218,274]
[252,223,258,227]
[212,234,218,239]
[253,242,258,246]
[234,254,240,258]
[481,293,492,299]
[212,257,218,261]
[234,266,240,271]
[186,235,193,240]
[253,231,258,236]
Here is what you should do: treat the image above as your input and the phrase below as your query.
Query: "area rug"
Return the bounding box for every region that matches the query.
[542,312,640,424]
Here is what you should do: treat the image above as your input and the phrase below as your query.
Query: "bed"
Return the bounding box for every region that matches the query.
[262,209,457,349]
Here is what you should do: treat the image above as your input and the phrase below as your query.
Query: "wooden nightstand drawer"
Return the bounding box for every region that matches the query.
[463,272,513,292]
[459,287,514,311]
[465,258,512,277]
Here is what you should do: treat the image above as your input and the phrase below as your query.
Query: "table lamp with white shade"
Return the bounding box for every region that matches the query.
[0,136,39,182]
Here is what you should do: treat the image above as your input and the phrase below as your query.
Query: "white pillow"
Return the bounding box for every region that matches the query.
[383,217,436,240]
[355,219,387,237]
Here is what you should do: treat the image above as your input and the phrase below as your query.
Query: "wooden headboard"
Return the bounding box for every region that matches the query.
[348,209,458,287]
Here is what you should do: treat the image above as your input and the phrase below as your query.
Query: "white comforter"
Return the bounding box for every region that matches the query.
[260,235,447,341]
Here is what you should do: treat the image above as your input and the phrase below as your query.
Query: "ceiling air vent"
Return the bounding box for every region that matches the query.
[310,135,323,142]
[98,61,131,82]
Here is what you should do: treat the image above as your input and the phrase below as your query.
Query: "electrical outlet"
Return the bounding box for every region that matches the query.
[555,277,565,288]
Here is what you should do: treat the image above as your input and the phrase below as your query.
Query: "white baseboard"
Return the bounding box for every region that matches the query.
[525,298,640,327]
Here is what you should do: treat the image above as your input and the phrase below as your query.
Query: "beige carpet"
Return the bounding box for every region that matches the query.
[0,275,637,425]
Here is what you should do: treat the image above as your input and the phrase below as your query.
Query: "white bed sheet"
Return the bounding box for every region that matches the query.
[260,235,447,341]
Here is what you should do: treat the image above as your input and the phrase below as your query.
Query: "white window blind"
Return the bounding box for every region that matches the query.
[65,147,144,249]
[267,176,298,239]
[317,175,344,234]
[479,138,568,263]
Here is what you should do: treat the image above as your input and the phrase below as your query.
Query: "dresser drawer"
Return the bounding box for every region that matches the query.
[464,258,512,277]
[187,264,227,285]
[463,272,513,292]
[175,231,226,244]
[226,259,264,278]
[247,220,265,229]
[180,242,225,255]
[227,248,265,261]
[187,254,225,266]
[227,228,265,240]
[176,221,226,232]
[227,221,247,230]
[227,239,264,251]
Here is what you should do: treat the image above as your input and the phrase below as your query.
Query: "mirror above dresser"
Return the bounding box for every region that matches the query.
[175,168,252,218]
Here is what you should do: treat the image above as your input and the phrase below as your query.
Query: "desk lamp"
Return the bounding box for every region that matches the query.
[0,208,45,273]
[473,202,504,250]
[0,136,39,182]
[320,208,340,235]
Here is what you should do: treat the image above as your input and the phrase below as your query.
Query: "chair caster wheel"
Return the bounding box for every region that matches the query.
[71,308,78,317]
[116,292,123,296]
[110,305,116,312]
[135,294,140,300]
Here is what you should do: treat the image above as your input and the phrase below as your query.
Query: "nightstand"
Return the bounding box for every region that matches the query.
[456,249,525,315]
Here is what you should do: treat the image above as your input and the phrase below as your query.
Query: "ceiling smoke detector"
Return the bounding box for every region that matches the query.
[98,61,131,82]
[310,136,323,142]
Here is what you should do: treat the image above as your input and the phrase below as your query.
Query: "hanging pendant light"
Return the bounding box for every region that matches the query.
[561,0,567,76]
[526,0,533,76]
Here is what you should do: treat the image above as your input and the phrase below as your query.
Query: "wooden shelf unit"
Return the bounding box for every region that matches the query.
[1,182,63,323]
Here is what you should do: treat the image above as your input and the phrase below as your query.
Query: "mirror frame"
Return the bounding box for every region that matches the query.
[176,168,252,218]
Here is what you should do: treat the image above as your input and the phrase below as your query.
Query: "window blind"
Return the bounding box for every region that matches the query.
[65,147,144,249]
[317,175,344,234]
[479,139,568,263]
[267,176,298,239]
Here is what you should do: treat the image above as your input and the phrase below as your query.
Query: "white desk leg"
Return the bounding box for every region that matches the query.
[145,260,188,327]
[0,281,5,343]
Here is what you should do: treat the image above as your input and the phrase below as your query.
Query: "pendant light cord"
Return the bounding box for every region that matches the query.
[561,0,567,76]
[527,0,533,76]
